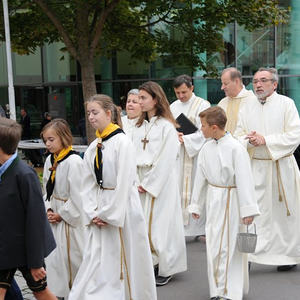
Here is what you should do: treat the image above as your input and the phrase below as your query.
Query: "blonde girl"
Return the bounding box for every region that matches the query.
[69,95,156,300]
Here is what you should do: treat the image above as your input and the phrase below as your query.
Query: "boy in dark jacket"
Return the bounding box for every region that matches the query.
[0,117,57,300]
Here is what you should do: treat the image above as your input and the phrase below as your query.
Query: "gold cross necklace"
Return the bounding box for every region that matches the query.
[141,119,156,150]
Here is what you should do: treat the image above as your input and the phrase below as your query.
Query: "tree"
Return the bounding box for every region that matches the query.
[0,0,289,141]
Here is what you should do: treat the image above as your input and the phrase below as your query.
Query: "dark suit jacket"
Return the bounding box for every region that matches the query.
[20,115,31,139]
[294,145,300,170]
[0,157,56,270]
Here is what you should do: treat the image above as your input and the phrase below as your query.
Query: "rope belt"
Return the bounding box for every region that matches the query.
[52,195,72,288]
[252,154,292,216]
[53,195,68,202]
[209,183,236,296]
[119,228,133,300]
[100,187,115,190]
[148,197,158,256]
[65,224,73,289]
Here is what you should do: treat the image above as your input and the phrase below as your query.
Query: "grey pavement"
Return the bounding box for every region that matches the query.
[16,237,300,299]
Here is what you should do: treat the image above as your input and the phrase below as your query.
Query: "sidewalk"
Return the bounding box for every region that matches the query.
[15,271,34,300]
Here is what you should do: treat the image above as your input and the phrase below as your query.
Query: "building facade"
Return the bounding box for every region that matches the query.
[0,0,298,137]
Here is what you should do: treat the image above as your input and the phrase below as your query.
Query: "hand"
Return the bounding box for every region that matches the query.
[242,216,254,225]
[92,217,107,227]
[245,131,265,146]
[31,267,46,281]
[138,185,146,193]
[177,132,184,144]
[47,211,62,224]
[192,213,200,219]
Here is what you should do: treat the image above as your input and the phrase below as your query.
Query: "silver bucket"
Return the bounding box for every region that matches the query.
[237,224,257,253]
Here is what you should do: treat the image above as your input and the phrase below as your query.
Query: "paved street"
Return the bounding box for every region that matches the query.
[16,237,300,299]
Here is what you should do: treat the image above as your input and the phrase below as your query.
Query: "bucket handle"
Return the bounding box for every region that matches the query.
[246,223,256,234]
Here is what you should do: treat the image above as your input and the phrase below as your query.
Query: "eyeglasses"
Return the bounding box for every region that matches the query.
[252,78,274,84]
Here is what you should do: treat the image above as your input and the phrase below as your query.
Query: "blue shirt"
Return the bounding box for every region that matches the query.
[0,152,17,182]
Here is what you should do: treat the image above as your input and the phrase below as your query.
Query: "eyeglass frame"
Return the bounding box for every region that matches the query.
[252,78,275,85]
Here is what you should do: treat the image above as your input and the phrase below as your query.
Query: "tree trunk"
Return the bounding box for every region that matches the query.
[79,56,97,144]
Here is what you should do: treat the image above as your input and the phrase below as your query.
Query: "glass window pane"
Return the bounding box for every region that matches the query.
[277,1,300,77]
[14,49,42,85]
[117,51,150,78]
[207,23,235,72]
[43,42,76,82]
[237,25,275,75]
[278,76,300,111]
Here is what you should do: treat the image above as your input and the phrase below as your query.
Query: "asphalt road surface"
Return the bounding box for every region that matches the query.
[157,237,300,300]
[16,237,300,299]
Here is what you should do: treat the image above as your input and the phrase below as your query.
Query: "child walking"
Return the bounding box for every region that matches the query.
[41,119,85,299]
[69,94,157,300]
[0,117,57,300]
[188,106,260,300]
[132,81,187,286]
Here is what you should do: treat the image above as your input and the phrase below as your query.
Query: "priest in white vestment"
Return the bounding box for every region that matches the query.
[189,106,260,300]
[170,74,210,236]
[234,67,300,270]
[218,67,256,134]
[121,88,141,140]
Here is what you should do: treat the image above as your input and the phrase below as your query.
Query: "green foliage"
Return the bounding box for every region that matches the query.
[0,0,289,74]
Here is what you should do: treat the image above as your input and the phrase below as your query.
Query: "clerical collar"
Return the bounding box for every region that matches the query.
[257,91,277,105]
[179,93,195,104]
[188,93,195,103]
[214,131,229,143]
[236,86,246,97]
[0,152,17,182]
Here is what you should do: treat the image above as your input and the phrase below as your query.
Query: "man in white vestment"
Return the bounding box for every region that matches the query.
[218,67,256,134]
[235,67,300,271]
[170,74,210,236]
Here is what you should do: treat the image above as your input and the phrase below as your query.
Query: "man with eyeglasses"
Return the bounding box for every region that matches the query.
[235,67,300,272]
[218,67,256,134]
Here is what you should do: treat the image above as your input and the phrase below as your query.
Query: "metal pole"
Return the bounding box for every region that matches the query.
[2,0,16,120]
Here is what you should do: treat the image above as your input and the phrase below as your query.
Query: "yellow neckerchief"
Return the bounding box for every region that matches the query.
[50,146,73,183]
[95,123,120,169]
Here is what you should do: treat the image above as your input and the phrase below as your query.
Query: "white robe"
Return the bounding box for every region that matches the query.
[121,115,138,141]
[234,91,300,265]
[132,116,187,276]
[170,93,210,236]
[188,133,260,300]
[218,87,256,134]
[69,133,157,300]
[43,154,85,298]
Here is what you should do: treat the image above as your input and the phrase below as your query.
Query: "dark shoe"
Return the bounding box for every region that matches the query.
[277,264,297,272]
[156,275,173,286]
[154,265,159,278]
[195,235,206,243]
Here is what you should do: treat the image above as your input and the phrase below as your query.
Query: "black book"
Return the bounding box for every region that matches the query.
[176,113,198,135]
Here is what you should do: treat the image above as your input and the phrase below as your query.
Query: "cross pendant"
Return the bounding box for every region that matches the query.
[141,137,149,150]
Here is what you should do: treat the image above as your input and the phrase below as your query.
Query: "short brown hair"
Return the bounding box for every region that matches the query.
[0,117,22,154]
[41,119,73,148]
[199,106,227,130]
[173,74,193,88]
